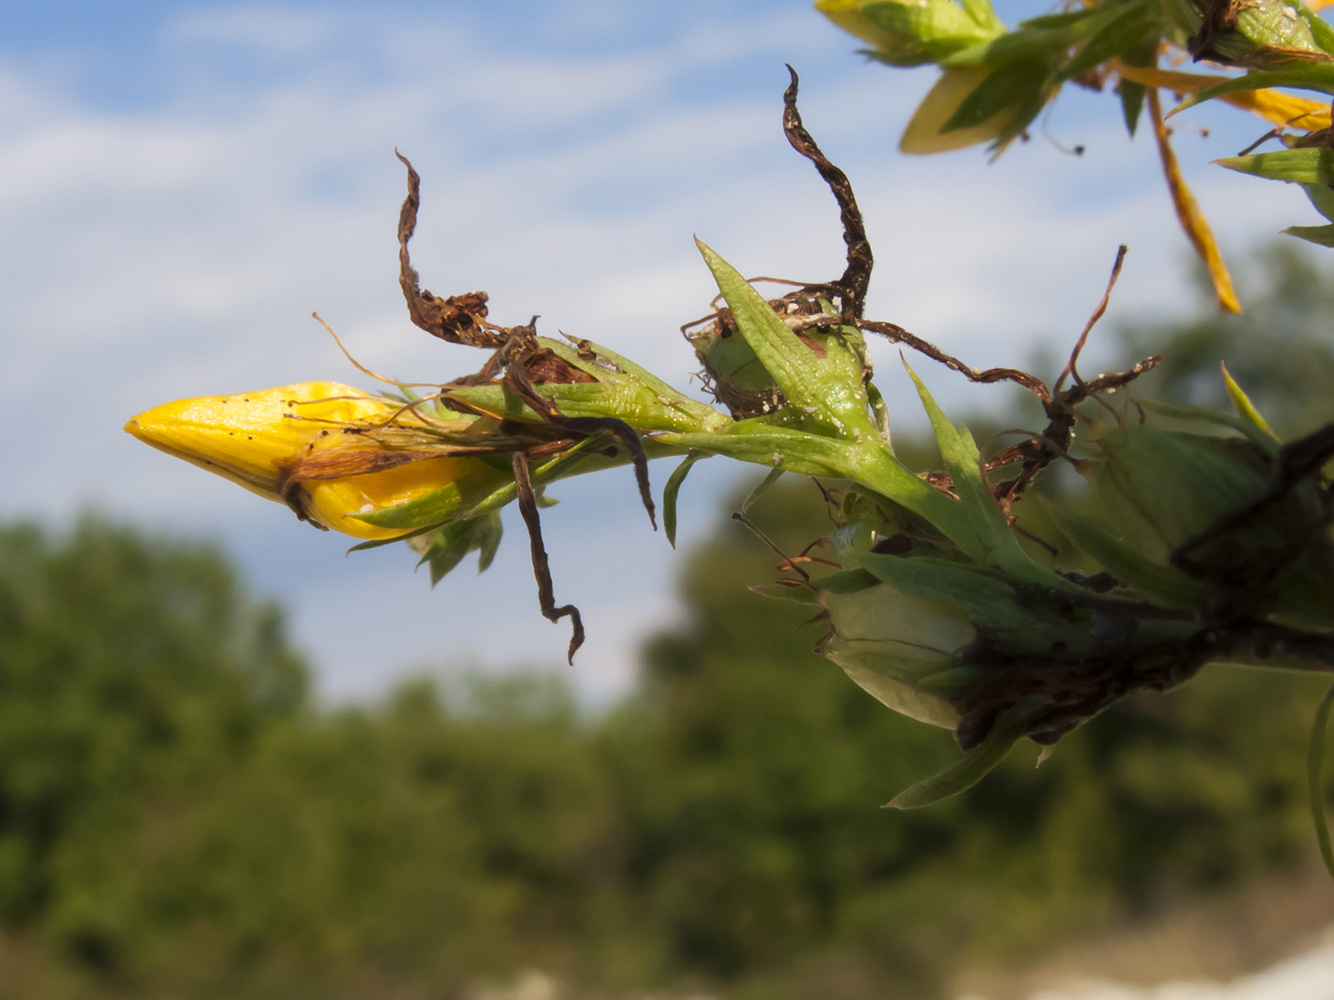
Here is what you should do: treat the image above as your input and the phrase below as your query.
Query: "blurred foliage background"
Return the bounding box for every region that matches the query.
[2,247,1333,999]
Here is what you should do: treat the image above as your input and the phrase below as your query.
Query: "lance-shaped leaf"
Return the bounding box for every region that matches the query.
[1286,222,1334,246]
[1116,60,1334,129]
[1172,65,1334,115]
[662,452,704,548]
[885,695,1049,809]
[860,552,1082,640]
[903,362,1038,575]
[1215,147,1334,184]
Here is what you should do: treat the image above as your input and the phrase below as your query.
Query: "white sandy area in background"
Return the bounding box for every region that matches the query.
[961,926,1334,1000]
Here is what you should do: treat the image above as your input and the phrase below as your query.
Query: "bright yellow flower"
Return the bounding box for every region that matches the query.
[125,382,474,540]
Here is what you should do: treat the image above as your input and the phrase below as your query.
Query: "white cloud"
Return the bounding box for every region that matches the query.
[166,5,337,55]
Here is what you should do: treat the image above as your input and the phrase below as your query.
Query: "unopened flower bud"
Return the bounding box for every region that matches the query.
[126,382,496,540]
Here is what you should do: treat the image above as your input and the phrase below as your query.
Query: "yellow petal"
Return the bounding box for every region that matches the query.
[125,382,384,499]
[126,382,472,539]
[304,458,470,540]
[1146,88,1242,314]
[900,66,1017,154]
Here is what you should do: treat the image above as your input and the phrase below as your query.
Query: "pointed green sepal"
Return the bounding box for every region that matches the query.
[885,695,1048,808]
[663,452,704,549]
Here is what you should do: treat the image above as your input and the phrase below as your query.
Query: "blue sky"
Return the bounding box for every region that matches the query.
[0,0,1313,703]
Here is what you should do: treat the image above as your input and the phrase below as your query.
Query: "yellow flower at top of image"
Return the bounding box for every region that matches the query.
[125,382,475,540]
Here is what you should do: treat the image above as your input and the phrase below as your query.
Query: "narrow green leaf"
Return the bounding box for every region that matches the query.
[1120,78,1147,136]
[861,553,1076,635]
[1286,222,1334,247]
[1059,1,1157,82]
[1118,37,1158,138]
[1017,9,1098,30]
[1309,683,1334,877]
[886,695,1047,808]
[1173,65,1334,114]
[904,362,1025,566]
[1215,147,1334,185]
[663,452,703,549]
[942,58,1050,134]
[476,513,503,572]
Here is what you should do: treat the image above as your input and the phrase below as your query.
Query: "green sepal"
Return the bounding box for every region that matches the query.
[1045,504,1211,606]
[1309,684,1334,878]
[410,511,504,585]
[447,336,730,435]
[1286,222,1334,247]
[860,552,1079,638]
[663,452,703,549]
[1214,147,1334,185]
[904,362,1033,574]
[1172,65,1334,114]
[885,695,1049,809]
[356,433,633,532]
[914,664,989,697]
[694,239,878,441]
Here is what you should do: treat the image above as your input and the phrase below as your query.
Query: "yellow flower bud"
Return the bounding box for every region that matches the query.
[125,382,476,540]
